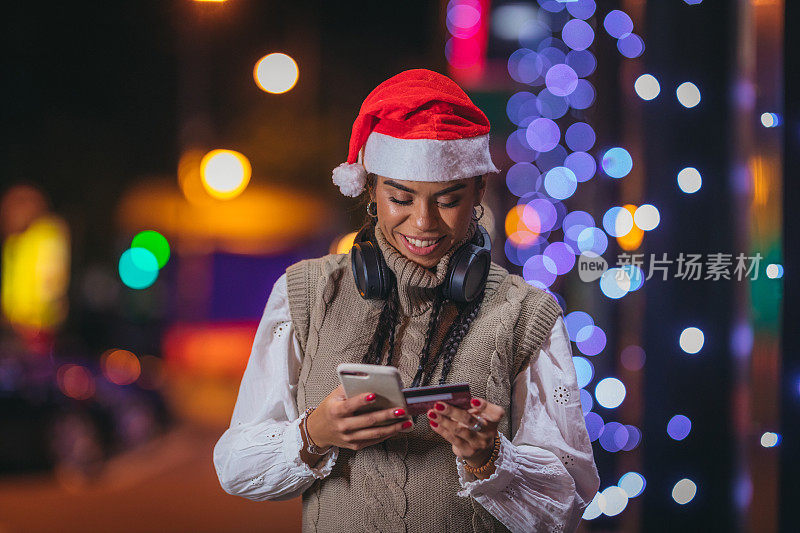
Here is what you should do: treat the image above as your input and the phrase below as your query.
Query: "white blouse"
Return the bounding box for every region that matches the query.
[213,272,600,533]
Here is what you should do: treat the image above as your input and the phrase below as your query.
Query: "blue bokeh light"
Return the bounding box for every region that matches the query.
[601,147,633,178]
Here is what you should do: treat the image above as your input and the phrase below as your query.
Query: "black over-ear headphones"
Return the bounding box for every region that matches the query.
[350,223,492,304]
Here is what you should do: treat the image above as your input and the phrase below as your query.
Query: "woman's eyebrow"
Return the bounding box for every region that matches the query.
[384,180,467,195]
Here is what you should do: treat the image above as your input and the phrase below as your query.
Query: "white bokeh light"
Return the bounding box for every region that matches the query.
[634,74,660,100]
[601,486,629,516]
[677,167,702,194]
[760,431,779,447]
[679,327,705,354]
[676,82,701,108]
[634,204,660,231]
[595,377,626,409]
[672,478,697,505]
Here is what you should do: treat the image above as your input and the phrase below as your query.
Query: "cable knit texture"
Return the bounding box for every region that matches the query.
[285,222,562,533]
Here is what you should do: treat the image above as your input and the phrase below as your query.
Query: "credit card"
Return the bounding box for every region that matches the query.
[402,383,471,416]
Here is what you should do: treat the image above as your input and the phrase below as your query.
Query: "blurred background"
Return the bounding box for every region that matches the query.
[0,0,794,531]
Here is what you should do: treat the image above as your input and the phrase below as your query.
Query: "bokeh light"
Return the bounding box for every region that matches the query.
[523,254,557,288]
[619,472,646,498]
[634,204,660,231]
[599,422,629,452]
[760,432,780,447]
[573,356,594,389]
[565,122,596,151]
[566,79,596,109]
[677,82,702,108]
[536,88,569,118]
[577,227,608,256]
[567,0,596,20]
[601,147,633,178]
[56,364,95,400]
[546,64,579,96]
[672,479,698,505]
[595,377,626,408]
[101,349,142,386]
[576,325,606,356]
[603,10,633,39]
[561,19,594,51]
[679,326,705,354]
[131,230,170,269]
[565,311,594,342]
[677,167,702,193]
[544,166,578,199]
[506,162,541,196]
[760,112,780,128]
[119,248,159,290]
[766,263,784,279]
[583,492,605,520]
[617,33,644,58]
[621,345,646,371]
[253,53,299,94]
[566,50,596,77]
[635,74,660,100]
[565,151,596,183]
[580,388,594,414]
[584,411,605,441]
[600,268,631,299]
[668,414,692,441]
[507,130,538,163]
[200,149,252,200]
[543,241,576,275]
[601,486,629,516]
[527,118,561,152]
[603,206,634,237]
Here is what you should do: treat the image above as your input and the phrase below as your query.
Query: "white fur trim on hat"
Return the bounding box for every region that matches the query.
[363,132,499,182]
[332,162,368,197]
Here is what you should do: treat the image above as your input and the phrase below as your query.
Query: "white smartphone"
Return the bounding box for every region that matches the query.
[336,363,409,420]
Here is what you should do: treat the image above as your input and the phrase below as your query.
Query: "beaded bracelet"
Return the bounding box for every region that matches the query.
[463,432,501,475]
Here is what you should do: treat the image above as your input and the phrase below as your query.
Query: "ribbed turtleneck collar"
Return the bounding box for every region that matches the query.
[373,218,478,317]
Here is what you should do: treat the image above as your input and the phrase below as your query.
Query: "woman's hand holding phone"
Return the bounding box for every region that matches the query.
[306,385,413,452]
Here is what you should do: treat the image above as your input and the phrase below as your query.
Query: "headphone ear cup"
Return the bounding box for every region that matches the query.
[442,224,492,304]
[351,226,393,300]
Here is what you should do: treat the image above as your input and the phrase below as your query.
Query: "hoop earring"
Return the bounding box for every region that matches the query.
[471,204,484,221]
[366,201,378,218]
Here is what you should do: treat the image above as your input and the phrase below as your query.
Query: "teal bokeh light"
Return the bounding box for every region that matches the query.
[119,247,159,289]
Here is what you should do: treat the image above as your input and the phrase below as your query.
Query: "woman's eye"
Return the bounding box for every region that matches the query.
[438,199,460,208]
[389,197,412,205]
[388,197,460,208]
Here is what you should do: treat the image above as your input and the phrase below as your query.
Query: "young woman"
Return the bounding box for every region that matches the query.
[214,69,600,533]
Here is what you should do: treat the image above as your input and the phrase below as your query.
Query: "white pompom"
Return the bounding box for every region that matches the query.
[331,162,368,197]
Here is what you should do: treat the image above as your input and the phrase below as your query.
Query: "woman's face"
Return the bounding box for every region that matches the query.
[371,175,486,269]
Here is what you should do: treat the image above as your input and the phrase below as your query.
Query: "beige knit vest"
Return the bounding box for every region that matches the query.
[285,221,562,533]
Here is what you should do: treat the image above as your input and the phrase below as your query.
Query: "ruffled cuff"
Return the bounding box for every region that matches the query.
[281,416,339,480]
[456,432,518,498]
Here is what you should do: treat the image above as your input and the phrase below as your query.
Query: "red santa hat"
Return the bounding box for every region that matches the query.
[331,69,500,197]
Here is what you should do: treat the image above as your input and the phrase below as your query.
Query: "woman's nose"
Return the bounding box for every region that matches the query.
[412,200,439,229]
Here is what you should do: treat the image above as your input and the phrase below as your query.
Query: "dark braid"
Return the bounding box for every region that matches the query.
[410,290,445,387]
[362,283,399,365]
[435,288,485,385]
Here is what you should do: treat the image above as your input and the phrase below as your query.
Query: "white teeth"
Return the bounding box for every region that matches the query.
[406,236,439,247]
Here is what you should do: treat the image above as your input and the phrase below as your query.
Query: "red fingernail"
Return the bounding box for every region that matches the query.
[430,421,438,428]
[402,421,412,429]
[435,402,445,411]
[427,411,437,419]
[471,398,481,407]
[365,393,376,401]
[393,408,406,417]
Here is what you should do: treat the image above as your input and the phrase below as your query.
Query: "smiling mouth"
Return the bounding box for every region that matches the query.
[398,233,445,256]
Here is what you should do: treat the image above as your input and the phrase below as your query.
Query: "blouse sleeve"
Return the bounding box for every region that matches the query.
[455,315,601,533]
[213,272,339,501]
